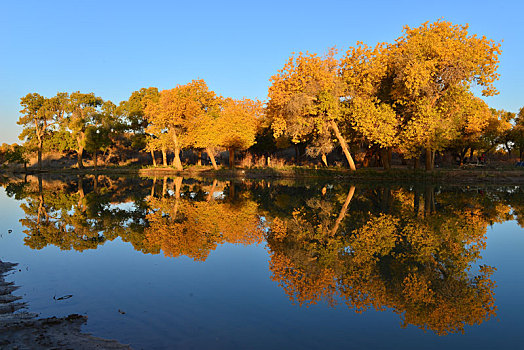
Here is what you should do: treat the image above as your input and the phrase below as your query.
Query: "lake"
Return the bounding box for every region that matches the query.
[1,174,523,349]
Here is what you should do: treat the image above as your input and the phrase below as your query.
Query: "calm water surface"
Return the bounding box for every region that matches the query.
[0,175,523,349]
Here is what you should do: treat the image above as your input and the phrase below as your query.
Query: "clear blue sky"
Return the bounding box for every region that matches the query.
[1,0,522,143]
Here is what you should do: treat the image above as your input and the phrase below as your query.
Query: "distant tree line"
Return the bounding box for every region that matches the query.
[7,20,524,172]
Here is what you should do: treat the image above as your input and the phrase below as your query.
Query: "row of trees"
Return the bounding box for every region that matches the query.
[16,82,262,171]
[13,20,524,171]
[266,20,518,170]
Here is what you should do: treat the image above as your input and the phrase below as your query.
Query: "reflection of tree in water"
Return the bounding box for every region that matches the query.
[144,178,264,261]
[5,175,524,335]
[7,175,151,252]
[264,185,502,335]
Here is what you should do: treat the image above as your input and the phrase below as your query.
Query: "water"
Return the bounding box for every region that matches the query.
[0,174,523,349]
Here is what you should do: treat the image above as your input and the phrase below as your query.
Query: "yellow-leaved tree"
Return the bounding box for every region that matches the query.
[340,42,400,169]
[388,20,501,170]
[267,49,356,170]
[144,80,218,170]
[217,97,262,168]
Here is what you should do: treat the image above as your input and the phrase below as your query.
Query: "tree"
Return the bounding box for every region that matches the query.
[121,87,160,164]
[267,49,357,170]
[475,108,513,156]
[18,93,53,170]
[217,98,261,168]
[446,95,494,165]
[511,107,524,161]
[388,20,502,170]
[66,92,104,168]
[1,143,28,171]
[340,42,401,169]
[145,80,218,170]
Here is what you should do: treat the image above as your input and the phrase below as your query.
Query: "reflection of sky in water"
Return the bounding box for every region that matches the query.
[0,186,523,349]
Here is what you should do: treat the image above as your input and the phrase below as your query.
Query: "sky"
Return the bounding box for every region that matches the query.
[1,0,523,143]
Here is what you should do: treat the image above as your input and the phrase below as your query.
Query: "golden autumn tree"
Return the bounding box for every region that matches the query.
[267,49,356,170]
[185,92,222,170]
[144,80,219,170]
[217,98,262,168]
[476,108,514,155]
[340,43,400,169]
[445,92,493,165]
[388,20,501,170]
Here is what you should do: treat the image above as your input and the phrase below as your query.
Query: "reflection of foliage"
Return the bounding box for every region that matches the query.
[9,176,150,252]
[265,185,502,335]
[5,175,524,335]
[144,183,264,261]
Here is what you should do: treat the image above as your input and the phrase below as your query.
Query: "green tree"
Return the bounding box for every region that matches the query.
[511,107,524,161]
[66,92,104,168]
[17,93,53,170]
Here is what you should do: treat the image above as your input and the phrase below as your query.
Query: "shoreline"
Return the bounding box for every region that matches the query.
[1,166,524,184]
[0,260,130,349]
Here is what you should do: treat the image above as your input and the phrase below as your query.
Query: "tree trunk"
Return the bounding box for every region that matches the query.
[94,150,98,170]
[414,157,420,170]
[425,148,435,171]
[424,186,435,217]
[197,150,202,166]
[207,179,218,202]
[162,147,167,166]
[93,174,99,192]
[150,177,157,198]
[295,144,300,165]
[505,143,511,158]
[172,132,183,171]
[78,176,85,212]
[77,133,85,169]
[206,148,218,170]
[37,140,43,171]
[77,146,84,169]
[173,177,183,218]
[150,149,157,167]
[321,153,328,167]
[38,174,43,194]
[229,181,236,198]
[229,148,235,169]
[414,187,420,216]
[381,187,391,212]
[173,148,183,170]
[380,148,391,170]
[331,186,356,235]
[459,147,469,166]
[162,176,167,197]
[174,177,182,199]
[329,120,356,171]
